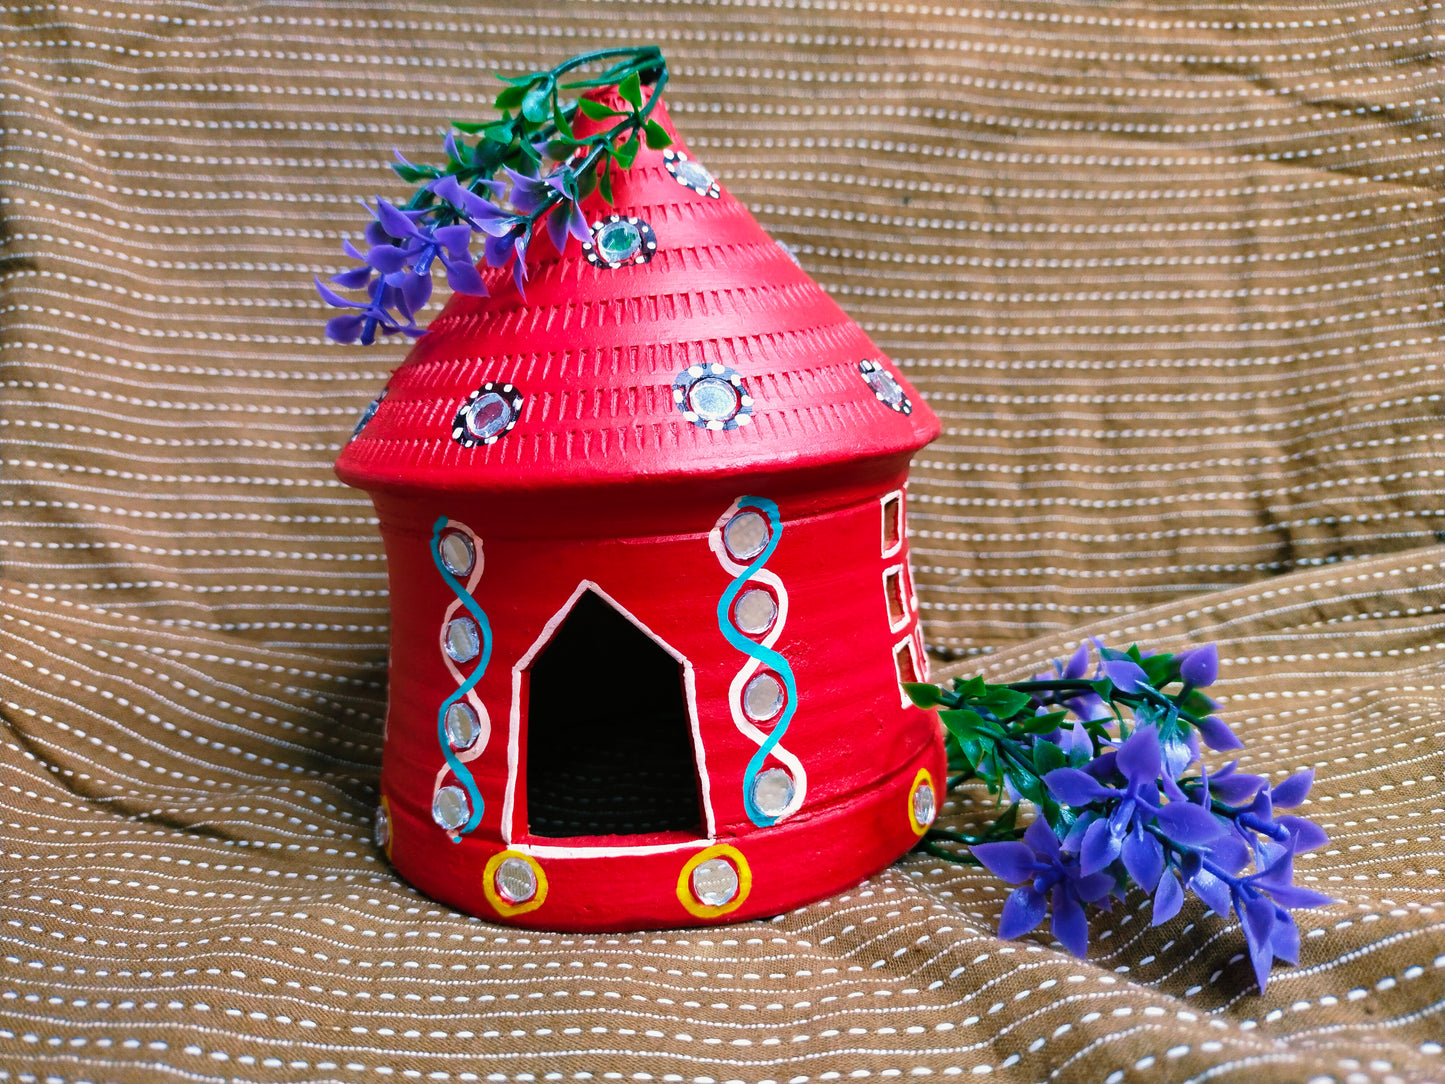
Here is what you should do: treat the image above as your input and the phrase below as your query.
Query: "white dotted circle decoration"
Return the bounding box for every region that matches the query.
[858,359,913,415]
[672,363,754,431]
[583,214,657,269]
[663,149,721,198]
[452,382,523,448]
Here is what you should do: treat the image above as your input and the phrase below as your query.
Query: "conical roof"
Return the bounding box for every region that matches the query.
[336,87,939,497]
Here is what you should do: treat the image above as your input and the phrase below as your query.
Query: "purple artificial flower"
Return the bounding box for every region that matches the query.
[1053,643,1110,723]
[504,167,567,216]
[972,819,1114,957]
[1044,726,1224,894]
[429,174,513,238]
[1179,643,1220,687]
[358,196,490,302]
[315,276,424,346]
[546,195,592,254]
[484,223,533,294]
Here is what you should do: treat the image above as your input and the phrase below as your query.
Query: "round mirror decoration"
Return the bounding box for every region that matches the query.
[453,381,524,447]
[350,389,386,441]
[438,529,475,577]
[495,856,539,903]
[733,586,778,635]
[373,802,391,850]
[690,857,740,907]
[444,701,482,751]
[672,363,754,431]
[663,149,721,199]
[743,671,786,722]
[583,214,657,269]
[432,785,470,831]
[858,359,913,415]
[750,767,795,819]
[444,616,481,663]
[722,509,770,562]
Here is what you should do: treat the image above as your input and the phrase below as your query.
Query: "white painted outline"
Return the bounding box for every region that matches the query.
[710,499,808,822]
[502,579,715,855]
[882,562,910,633]
[880,488,904,559]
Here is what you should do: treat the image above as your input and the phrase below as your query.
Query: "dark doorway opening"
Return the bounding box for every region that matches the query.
[525,590,704,838]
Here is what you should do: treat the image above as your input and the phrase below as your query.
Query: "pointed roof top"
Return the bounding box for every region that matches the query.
[335,88,939,498]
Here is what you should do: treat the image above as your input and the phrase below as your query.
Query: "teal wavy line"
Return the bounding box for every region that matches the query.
[430,515,490,837]
[715,496,798,827]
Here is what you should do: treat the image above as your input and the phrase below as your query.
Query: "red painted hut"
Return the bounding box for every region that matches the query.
[336,87,943,931]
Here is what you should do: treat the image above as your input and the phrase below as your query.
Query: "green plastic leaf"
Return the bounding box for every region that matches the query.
[495,84,528,111]
[597,159,614,204]
[977,687,1032,720]
[1019,709,1068,735]
[990,802,1020,838]
[521,80,553,124]
[643,118,672,149]
[451,120,489,135]
[391,163,442,183]
[1032,738,1067,776]
[614,133,639,170]
[951,675,987,699]
[553,102,576,141]
[575,163,598,199]
[618,71,643,110]
[545,140,576,162]
[1003,763,1043,804]
[578,98,623,121]
[1140,652,1176,687]
[902,682,947,709]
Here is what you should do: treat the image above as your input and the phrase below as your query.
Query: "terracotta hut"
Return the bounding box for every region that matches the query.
[336,88,944,931]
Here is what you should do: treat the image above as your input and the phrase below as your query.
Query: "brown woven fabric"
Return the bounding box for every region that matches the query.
[1,2,1442,1082]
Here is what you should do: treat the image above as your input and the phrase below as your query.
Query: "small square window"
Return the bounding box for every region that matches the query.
[895,640,919,685]
[885,567,907,627]
[881,492,903,555]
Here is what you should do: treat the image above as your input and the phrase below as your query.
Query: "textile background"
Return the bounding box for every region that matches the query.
[0,2,1442,1082]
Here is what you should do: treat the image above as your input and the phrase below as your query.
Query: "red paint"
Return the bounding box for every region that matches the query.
[338,86,943,931]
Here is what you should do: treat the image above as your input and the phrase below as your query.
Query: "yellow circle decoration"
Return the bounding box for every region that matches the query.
[676,843,753,920]
[482,850,548,918]
[377,794,395,861]
[907,767,936,836]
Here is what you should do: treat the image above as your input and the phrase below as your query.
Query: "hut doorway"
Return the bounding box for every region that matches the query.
[522,587,706,838]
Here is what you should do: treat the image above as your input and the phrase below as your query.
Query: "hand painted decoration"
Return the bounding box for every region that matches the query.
[333,51,942,932]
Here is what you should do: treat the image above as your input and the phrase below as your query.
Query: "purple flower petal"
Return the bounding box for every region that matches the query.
[1202,833,1251,875]
[398,271,432,317]
[1270,769,1314,809]
[330,264,374,290]
[315,276,360,309]
[1152,870,1184,925]
[1121,826,1164,892]
[1023,817,1061,858]
[1270,911,1301,966]
[1102,658,1149,693]
[1074,871,1115,903]
[364,220,391,247]
[1276,815,1328,853]
[325,313,365,343]
[1179,644,1219,687]
[366,244,410,275]
[1154,801,1225,844]
[373,197,421,240]
[1050,885,1089,958]
[971,841,1037,885]
[1241,895,1278,992]
[1209,766,1269,805]
[546,200,573,254]
[1195,714,1243,752]
[433,223,474,256]
[997,886,1047,939]
[1258,881,1334,910]
[1043,767,1116,806]
[443,256,487,297]
[1080,817,1120,876]
[1115,725,1162,785]
[1189,868,1233,918]
[1062,643,1090,679]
